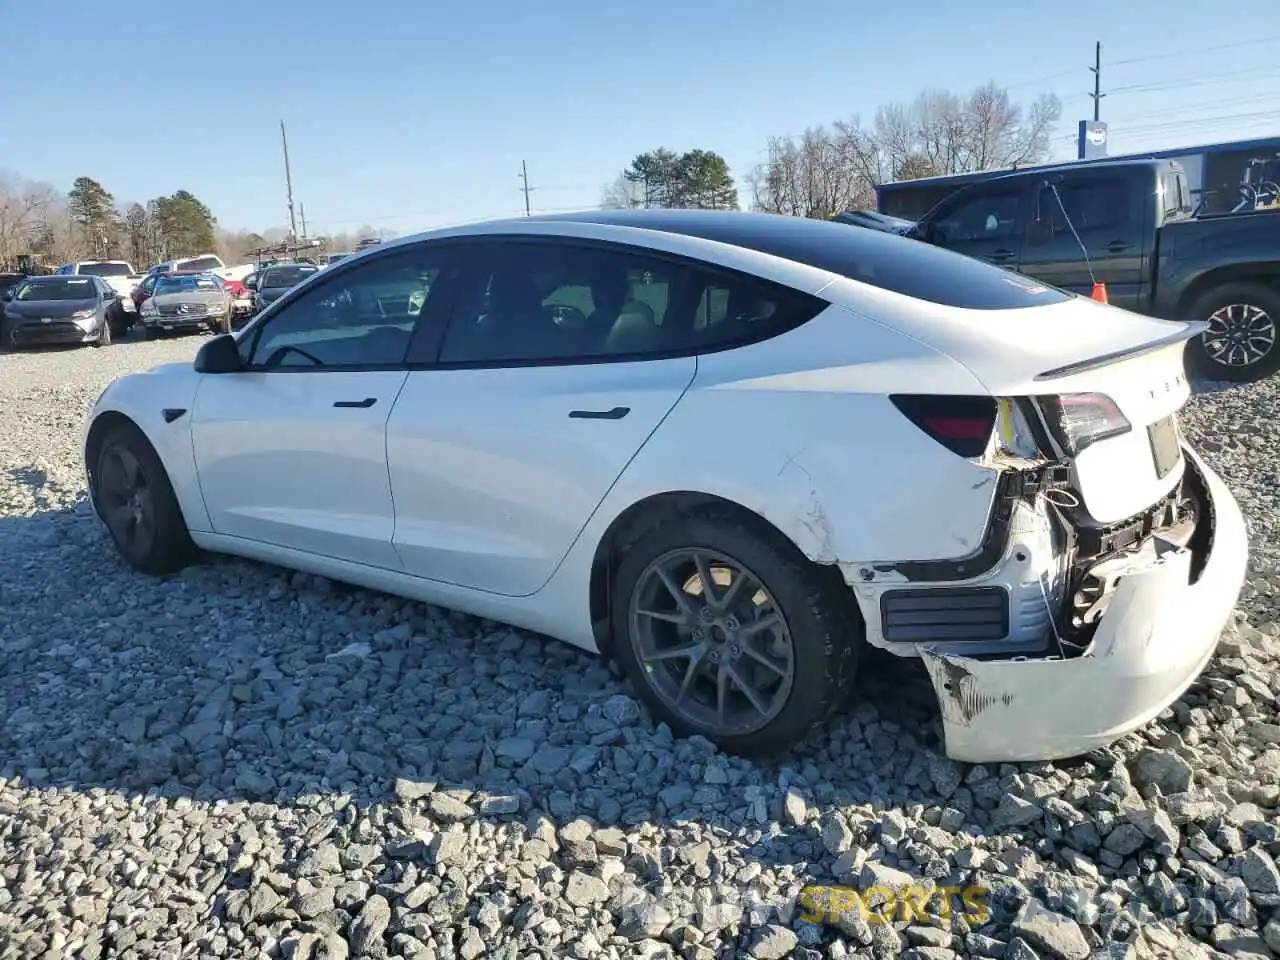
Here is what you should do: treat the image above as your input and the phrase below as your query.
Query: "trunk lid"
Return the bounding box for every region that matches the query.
[833,290,1202,524]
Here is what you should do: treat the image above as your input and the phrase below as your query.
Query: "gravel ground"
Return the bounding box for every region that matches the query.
[4,335,1280,960]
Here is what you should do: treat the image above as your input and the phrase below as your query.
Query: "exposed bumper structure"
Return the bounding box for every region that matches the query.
[921,446,1247,763]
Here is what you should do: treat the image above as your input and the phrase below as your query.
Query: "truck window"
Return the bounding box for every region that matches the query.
[1040,178,1131,234]
[180,256,223,272]
[931,191,1022,242]
[1161,171,1192,219]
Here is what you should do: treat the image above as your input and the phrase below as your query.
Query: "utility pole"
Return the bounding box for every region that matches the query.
[281,120,298,240]
[519,160,533,216]
[299,203,307,238]
[1088,41,1104,121]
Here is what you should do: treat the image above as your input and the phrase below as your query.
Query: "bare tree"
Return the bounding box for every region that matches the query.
[601,173,644,209]
[0,175,61,269]
[749,122,881,218]
[751,84,1062,219]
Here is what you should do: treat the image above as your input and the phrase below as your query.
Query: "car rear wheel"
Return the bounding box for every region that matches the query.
[94,423,196,575]
[1184,282,1280,382]
[611,509,861,757]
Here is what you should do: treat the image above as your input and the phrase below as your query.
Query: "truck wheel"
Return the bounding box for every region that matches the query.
[1184,282,1280,382]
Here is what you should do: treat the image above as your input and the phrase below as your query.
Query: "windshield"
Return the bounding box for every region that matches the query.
[179,256,223,272]
[155,275,220,294]
[262,265,317,287]
[15,278,96,301]
[76,262,132,278]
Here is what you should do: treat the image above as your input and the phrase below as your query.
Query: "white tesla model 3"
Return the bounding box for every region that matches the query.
[82,210,1248,763]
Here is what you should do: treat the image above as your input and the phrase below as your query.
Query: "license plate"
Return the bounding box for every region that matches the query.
[1148,415,1181,478]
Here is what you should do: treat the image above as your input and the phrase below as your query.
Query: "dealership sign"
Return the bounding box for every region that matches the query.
[1078,121,1109,160]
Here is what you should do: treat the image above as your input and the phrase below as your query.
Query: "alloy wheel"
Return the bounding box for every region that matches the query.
[98,444,156,558]
[627,548,796,737]
[1203,303,1276,367]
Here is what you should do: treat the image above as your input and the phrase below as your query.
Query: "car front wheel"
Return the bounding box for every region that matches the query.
[94,423,196,575]
[1184,282,1280,382]
[611,509,861,757]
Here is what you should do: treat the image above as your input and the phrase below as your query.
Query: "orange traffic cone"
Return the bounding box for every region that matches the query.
[1091,282,1109,304]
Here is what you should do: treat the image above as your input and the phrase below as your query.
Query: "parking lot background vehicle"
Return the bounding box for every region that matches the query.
[138,272,233,338]
[840,157,1280,383]
[2,274,120,348]
[249,262,319,311]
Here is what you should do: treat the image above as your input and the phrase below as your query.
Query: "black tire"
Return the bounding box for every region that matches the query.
[94,422,196,576]
[143,325,159,341]
[94,317,112,347]
[610,508,862,757]
[1183,282,1280,383]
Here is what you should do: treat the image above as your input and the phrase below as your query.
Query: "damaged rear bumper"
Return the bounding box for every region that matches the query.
[920,446,1247,764]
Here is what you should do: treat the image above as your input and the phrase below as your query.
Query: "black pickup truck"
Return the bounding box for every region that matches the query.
[839,158,1280,382]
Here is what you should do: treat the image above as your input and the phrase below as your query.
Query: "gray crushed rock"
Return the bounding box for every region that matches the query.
[4,338,1280,956]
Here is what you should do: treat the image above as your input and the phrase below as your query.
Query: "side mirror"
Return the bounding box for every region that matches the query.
[244,276,257,290]
[194,333,243,374]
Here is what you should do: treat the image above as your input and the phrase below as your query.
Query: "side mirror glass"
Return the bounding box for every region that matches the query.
[194,333,243,374]
[244,276,258,290]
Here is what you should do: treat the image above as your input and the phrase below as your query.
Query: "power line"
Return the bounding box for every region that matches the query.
[1106,110,1280,136]
[1005,35,1280,94]
[1107,91,1280,123]
[1108,35,1280,67]
[1107,66,1280,95]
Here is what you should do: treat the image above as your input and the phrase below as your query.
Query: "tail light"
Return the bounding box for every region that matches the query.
[1037,393,1131,456]
[890,394,997,458]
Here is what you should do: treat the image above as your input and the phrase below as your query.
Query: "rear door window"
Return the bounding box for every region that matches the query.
[436,240,826,365]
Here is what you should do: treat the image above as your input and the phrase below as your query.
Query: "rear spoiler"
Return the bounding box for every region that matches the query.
[1034,320,1208,381]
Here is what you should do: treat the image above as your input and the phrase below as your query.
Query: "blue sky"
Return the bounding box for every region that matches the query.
[1,0,1277,238]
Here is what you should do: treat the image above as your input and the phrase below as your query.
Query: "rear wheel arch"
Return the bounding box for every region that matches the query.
[588,490,847,655]
[1180,278,1280,381]
[1174,265,1280,321]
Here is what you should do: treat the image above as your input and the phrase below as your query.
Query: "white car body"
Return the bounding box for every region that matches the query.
[56,260,142,311]
[82,211,1248,763]
[150,254,256,285]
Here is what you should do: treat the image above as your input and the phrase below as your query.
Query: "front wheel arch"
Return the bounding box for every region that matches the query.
[85,411,142,519]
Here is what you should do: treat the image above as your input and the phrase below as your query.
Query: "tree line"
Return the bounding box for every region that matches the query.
[0,174,393,273]
[602,82,1062,218]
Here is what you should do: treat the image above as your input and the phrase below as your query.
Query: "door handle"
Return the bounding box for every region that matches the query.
[1105,240,1132,253]
[569,406,630,420]
[334,397,377,408]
